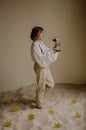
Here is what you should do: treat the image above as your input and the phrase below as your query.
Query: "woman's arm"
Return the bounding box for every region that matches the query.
[42,43,59,62]
[32,45,53,68]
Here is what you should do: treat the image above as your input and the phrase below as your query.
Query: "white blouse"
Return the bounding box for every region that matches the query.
[31,40,58,68]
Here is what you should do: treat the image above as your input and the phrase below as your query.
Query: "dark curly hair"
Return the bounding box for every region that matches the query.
[30,26,44,41]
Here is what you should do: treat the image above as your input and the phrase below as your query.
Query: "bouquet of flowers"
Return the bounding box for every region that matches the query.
[52,38,61,52]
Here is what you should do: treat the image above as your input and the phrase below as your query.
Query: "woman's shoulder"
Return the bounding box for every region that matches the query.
[31,41,37,46]
[32,41,39,45]
[32,40,45,47]
[31,42,38,51]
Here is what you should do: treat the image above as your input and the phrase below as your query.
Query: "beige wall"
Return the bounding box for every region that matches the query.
[0,0,86,91]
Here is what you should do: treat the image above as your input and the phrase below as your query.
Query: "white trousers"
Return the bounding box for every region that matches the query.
[34,63,54,107]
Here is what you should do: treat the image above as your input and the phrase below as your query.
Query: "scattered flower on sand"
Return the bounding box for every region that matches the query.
[5,120,13,127]
[54,122,62,129]
[71,98,78,104]
[12,106,19,112]
[74,113,81,118]
[5,99,12,104]
[48,109,55,115]
[28,114,35,121]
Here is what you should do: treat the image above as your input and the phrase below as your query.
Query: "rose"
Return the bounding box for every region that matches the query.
[52,38,58,42]
[52,38,57,42]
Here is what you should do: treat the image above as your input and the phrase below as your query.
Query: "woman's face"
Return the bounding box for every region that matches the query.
[37,31,44,40]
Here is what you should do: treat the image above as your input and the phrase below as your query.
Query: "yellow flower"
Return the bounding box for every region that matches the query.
[6,99,12,104]
[12,106,19,112]
[28,114,35,121]
[71,98,78,104]
[48,109,54,115]
[54,122,62,129]
[74,113,81,118]
[5,120,13,127]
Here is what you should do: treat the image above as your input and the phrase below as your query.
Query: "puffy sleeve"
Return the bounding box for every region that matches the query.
[31,42,59,68]
[31,45,52,68]
[42,43,58,62]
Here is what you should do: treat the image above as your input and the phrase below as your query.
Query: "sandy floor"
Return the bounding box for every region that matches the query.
[0,83,86,130]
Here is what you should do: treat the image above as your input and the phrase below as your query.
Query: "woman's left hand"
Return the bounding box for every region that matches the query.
[53,48,61,53]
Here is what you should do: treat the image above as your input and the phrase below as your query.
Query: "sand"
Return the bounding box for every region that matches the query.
[0,83,86,130]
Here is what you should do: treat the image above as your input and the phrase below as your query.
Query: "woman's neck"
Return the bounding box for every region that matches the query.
[34,39,41,42]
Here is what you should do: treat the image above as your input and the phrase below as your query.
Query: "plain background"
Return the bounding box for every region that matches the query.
[0,0,86,91]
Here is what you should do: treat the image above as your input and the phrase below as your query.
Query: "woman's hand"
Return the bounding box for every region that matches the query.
[53,48,61,53]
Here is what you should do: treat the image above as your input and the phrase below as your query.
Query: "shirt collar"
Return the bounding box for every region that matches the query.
[33,40,42,45]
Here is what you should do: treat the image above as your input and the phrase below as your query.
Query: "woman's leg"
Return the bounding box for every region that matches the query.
[44,84,53,96]
[36,80,46,108]
[34,65,46,108]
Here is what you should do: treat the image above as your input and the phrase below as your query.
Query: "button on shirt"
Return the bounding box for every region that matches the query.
[31,40,58,68]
